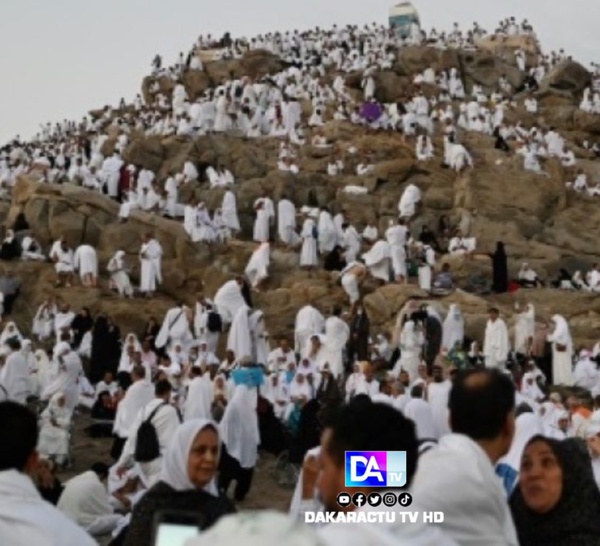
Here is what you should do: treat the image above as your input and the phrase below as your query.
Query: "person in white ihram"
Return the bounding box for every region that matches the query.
[73,244,99,288]
[0,401,97,546]
[57,463,121,537]
[155,302,194,353]
[483,308,510,369]
[139,233,163,297]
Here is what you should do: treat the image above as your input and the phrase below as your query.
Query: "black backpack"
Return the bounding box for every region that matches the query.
[134,403,167,463]
[207,311,223,333]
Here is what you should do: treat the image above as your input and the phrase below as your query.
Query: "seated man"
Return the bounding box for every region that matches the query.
[433,263,455,291]
[448,229,476,256]
[57,463,121,537]
[0,401,97,546]
[518,263,542,288]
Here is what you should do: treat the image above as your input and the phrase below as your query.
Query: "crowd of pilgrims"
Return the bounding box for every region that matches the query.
[2,14,600,546]
[0,281,600,544]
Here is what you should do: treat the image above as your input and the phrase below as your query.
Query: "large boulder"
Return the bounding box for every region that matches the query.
[540,60,591,96]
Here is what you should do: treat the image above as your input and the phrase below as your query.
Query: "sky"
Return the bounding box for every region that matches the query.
[1,0,599,145]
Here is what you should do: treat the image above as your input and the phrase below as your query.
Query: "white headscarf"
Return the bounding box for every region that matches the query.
[496,412,543,493]
[549,314,572,347]
[160,418,220,495]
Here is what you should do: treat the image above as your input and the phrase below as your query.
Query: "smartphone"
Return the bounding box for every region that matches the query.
[152,510,205,546]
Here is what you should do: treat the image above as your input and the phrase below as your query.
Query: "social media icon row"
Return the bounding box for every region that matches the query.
[337,491,413,508]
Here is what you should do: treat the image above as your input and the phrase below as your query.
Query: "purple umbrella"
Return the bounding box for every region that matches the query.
[360,101,383,123]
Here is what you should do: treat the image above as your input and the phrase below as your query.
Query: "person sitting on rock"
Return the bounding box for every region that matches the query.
[518,263,543,288]
[433,263,455,291]
[50,238,75,288]
[448,229,476,257]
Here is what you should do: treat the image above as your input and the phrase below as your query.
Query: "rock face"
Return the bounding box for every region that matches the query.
[5,42,600,349]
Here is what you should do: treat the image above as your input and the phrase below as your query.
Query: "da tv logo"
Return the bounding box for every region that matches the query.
[345,451,407,488]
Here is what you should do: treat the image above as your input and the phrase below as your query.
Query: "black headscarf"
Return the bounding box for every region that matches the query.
[510,436,600,546]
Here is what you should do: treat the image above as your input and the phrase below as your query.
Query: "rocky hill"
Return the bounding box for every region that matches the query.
[6,38,600,348]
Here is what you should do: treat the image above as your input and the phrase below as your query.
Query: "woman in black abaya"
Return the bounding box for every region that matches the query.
[70,307,93,350]
[489,241,509,294]
[346,304,370,364]
[90,314,121,382]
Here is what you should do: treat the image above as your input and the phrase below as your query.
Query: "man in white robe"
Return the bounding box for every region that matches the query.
[73,244,98,288]
[267,339,297,373]
[57,464,121,536]
[340,262,368,309]
[362,239,391,282]
[426,365,452,439]
[112,366,154,453]
[0,402,97,546]
[294,305,325,355]
[547,314,574,386]
[513,303,535,356]
[386,219,408,282]
[54,305,75,344]
[483,308,510,369]
[107,250,133,297]
[227,306,253,362]
[245,238,271,284]
[323,308,350,378]
[300,216,318,268]
[398,183,422,218]
[277,198,300,247]
[101,152,123,199]
[155,303,193,352]
[253,201,270,243]
[342,224,361,263]
[214,278,247,324]
[193,295,220,353]
[51,240,75,287]
[442,304,464,352]
[411,370,519,546]
[115,380,181,488]
[183,367,213,421]
[221,190,240,235]
[139,234,163,296]
[41,344,82,412]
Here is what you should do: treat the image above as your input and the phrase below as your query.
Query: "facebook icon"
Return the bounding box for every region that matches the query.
[345,451,407,488]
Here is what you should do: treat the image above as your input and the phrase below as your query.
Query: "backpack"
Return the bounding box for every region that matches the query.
[207,311,222,333]
[134,403,167,463]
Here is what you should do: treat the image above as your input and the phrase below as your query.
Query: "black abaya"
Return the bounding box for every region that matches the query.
[347,312,370,363]
[90,317,121,382]
[490,243,509,293]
